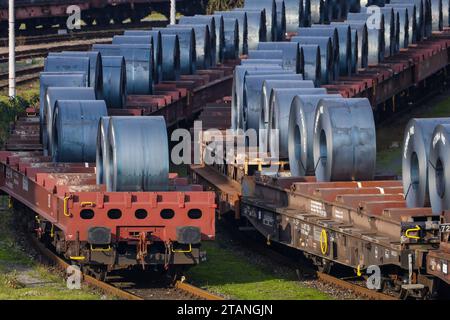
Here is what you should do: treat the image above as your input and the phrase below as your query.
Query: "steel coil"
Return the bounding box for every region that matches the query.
[49,51,103,99]
[241,59,284,67]
[92,43,154,95]
[377,7,396,57]
[101,56,127,109]
[428,124,450,213]
[233,9,267,50]
[106,116,169,192]
[308,0,326,24]
[231,65,284,130]
[402,118,450,208]
[298,27,340,80]
[215,11,248,55]
[291,36,333,84]
[347,12,385,64]
[390,0,423,41]
[269,87,327,158]
[39,72,86,145]
[244,0,277,41]
[257,42,302,74]
[96,116,110,185]
[44,56,90,84]
[285,0,302,32]
[298,44,322,85]
[155,27,196,74]
[170,24,212,69]
[223,18,240,60]
[430,0,444,31]
[160,34,181,81]
[179,15,218,65]
[44,87,96,156]
[248,50,284,60]
[275,0,287,40]
[385,4,417,44]
[313,98,376,182]
[443,0,450,27]
[333,21,367,69]
[204,14,226,63]
[51,100,107,163]
[260,79,319,152]
[123,30,162,82]
[313,24,352,77]
[242,74,304,132]
[390,7,409,49]
[288,93,342,176]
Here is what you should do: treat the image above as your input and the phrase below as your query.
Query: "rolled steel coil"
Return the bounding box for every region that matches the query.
[101,56,127,109]
[291,36,333,84]
[93,43,153,95]
[347,12,385,64]
[299,44,322,85]
[390,7,409,50]
[248,50,284,60]
[123,30,162,83]
[170,24,212,69]
[244,0,277,41]
[39,72,87,150]
[260,79,319,152]
[49,51,103,99]
[308,0,326,25]
[390,0,424,41]
[402,118,450,208]
[44,56,90,85]
[269,87,327,159]
[204,14,226,63]
[288,93,342,176]
[215,11,248,55]
[44,87,96,156]
[385,3,417,44]
[377,7,396,57]
[155,27,196,75]
[443,0,450,27]
[430,0,444,31]
[332,21,368,69]
[233,8,267,50]
[313,98,376,182]
[297,27,340,80]
[285,0,302,32]
[111,35,158,84]
[242,74,304,132]
[179,15,218,65]
[106,116,169,192]
[312,24,352,77]
[51,100,107,163]
[160,35,181,81]
[275,0,287,40]
[96,116,110,185]
[231,65,284,130]
[241,59,284,67]
[223,18,240,60]
[257,42,303,73]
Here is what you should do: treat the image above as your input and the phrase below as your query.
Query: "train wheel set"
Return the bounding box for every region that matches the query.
[2,0,450,300]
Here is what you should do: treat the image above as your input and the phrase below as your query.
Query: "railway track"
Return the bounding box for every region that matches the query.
[27,229,223,300]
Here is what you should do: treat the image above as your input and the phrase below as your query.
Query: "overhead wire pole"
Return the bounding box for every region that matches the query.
[170,0,176,25]
[8,0,16,98]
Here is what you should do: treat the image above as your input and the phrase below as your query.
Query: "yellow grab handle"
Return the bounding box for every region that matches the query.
[405,225,421,240]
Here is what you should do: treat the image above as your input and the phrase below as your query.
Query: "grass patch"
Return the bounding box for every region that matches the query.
[187,242,331,300]
[423,94,450,118]
[376,147,402,176]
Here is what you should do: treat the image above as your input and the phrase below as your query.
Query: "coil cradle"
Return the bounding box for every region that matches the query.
[39,72,87,146]
[257,42,303,73]
[242,74,304,133]
[51,100,108,163]
[291,36,334,84]
[216,11,249,56]
[233,8,267,50]
[123,30,163,83]
[155,27,197,75]
[179,15,219,65]
[104,116,169,192]
[244,0,277,41]
[269,87,327,159]
[96,116,110,186]
[313,98,376,182]
[100,56,127,109]
[92,43,154,95]
[48,51,103,99]
[288,93,343,177]
[44,87,96,156]
[402,118,450,208]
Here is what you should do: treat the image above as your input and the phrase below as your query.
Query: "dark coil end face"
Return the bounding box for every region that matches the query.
[176,226,201,245]
[88,227,111,245]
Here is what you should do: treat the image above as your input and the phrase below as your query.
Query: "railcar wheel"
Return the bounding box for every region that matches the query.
[313,257,333,274]
[82,265,107,281]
